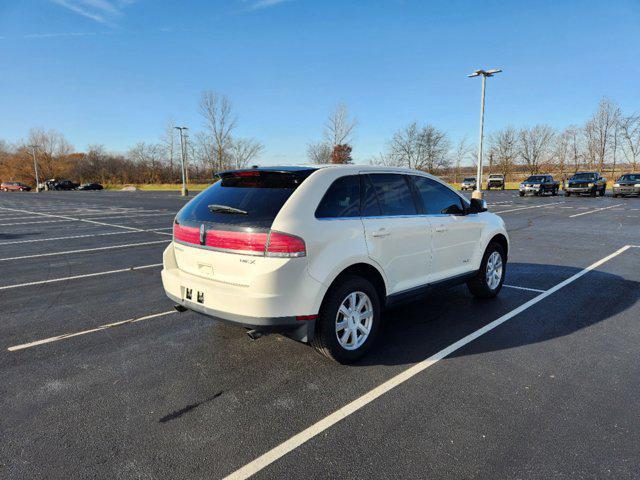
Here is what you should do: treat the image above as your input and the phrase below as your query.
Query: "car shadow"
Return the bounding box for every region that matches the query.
[355,262,639,367]
[0,232,41,241]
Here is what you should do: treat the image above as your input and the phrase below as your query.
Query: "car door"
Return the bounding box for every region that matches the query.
[360,173,431,295]
[411,175,484,281]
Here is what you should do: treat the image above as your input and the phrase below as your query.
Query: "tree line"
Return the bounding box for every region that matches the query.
[1,95,638,187]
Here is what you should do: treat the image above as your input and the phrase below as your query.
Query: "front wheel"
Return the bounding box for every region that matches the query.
[311,275,382,363]
[467,243,506,298]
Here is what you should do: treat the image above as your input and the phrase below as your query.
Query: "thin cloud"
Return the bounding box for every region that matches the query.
[243,0,294,11]
[50,0,136,25]
[23,32,98,39]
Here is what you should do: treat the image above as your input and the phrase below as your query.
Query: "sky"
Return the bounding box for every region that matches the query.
[1,0,639,165]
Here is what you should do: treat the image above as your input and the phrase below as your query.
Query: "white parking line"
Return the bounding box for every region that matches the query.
[0,212,174,226]
[0,206,172,236]
[221,245,633,480]
[493,201,564,214]
[503,284,546,293]
[7,310,177,352]
[569,204,623,218]
[0,240,170,262]
[0,228,173,246]
[0,263,162,291]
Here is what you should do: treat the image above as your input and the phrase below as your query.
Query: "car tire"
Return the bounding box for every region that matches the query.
[519,192,524,197]
[553,187,558,196]
[311,275,382,364]
[599,188,605,197]
[565,191,571,197]
[467,243,506,299]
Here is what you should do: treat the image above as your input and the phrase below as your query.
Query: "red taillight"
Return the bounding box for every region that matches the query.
[266,231,306,257]
[173,224,305,258]
[173,223,199,244]
[205,230,268,252]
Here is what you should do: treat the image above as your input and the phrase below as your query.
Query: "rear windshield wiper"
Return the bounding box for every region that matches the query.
[208,204,248,215]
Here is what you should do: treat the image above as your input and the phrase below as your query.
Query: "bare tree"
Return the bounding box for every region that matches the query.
[383,122,451,173]
[452,136,474,182]
[584,98,621,172]
[228,138,264,169]
[518,124,556,174]
[160,119,177,179]
[553,128,575,181]
[26,128,73,179]
[307,141,333,164]
[324,103,357,148]
[128,142,163,183]
[199,91,237,173]
[619,114,640,172]
[489,127,518,179]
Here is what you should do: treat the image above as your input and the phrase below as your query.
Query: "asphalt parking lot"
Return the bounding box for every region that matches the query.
[1,189,639,479]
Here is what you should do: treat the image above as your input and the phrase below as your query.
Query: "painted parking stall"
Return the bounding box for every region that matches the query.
[0,189,638,479]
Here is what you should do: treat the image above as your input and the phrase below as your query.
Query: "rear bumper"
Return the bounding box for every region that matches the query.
[161,243,323,341]
[165,291,301,331]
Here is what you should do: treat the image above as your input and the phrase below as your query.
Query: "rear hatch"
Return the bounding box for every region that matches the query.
[172,168,315,284]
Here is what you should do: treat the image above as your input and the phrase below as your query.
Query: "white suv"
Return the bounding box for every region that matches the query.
[162,165,509,363]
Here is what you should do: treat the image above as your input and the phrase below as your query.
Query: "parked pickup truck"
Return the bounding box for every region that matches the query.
[564,172,607,197]
[460,177,477,191]
[519,175,560,196]
[487,174,505,190]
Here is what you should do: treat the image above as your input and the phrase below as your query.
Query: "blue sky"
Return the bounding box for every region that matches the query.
[1,0,639,165]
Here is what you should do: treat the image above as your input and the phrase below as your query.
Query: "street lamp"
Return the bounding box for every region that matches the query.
[468,68,502,199]
[174,126,189,196]
[29,145,41,192]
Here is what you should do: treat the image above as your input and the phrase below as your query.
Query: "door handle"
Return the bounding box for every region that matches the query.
[435,226,447,233]
[372,229,391,238]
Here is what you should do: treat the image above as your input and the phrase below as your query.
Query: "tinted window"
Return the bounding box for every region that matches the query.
[367,174,417,216]
[412,176,465,215]
[525,175,546,182]
[361,175,381,216]
[177,169,315,228]
[572,173,598,180]
[620,174,640,182]
[315,175,360,218]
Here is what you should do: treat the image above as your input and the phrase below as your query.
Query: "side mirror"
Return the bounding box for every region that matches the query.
[469,198,487,213]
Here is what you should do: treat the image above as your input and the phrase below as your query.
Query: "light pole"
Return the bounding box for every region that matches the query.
[29,145,41,192]
[174,126,188,196]
[468,68,502,200]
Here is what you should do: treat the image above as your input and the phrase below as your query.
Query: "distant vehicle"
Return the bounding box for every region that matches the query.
[78,183,104,191]
[487,174,505,190]
[1,181,31,192]
[564,172,607,197]
[460,177,477,190]
[612,173,640,198]
[53,180,79,191]
[518,175,560,196]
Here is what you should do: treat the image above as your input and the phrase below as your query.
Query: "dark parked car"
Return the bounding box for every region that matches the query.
[612,173,640,197]
[564,172,607,197]
[78,183,104,191]
[1,181,31,192]
[487,174,505,190]
[519,175,560,196]
[53,180,80,191]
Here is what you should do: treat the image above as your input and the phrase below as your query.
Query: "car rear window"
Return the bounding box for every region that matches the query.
[315,175,361,218]
[176,169,315,229]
